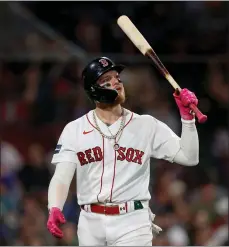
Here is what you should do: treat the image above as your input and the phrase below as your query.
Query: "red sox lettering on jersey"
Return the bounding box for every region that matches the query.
[77,146,144,166]
[51,109,181,205]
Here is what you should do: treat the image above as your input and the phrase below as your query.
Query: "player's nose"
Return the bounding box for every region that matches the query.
[111,77,121,87]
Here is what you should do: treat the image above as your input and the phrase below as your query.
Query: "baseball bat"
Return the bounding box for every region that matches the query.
[117,15,207,124]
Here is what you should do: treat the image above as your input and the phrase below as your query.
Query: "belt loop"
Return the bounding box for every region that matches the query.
[126,201,131,212]
[129,201,134,212]
[85,204,91,212]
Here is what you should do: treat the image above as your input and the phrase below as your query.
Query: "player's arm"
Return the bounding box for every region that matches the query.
[149,88,199,166]
[172,118,199,165]
[48,162,76,211]
[46,122,77,238]
[173,88,199,165]
[47,162,76,238]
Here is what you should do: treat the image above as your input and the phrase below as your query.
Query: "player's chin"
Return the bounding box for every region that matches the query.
[115,92,126,105]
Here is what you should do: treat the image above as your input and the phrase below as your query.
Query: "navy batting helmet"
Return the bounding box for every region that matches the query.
[82,57,125,103]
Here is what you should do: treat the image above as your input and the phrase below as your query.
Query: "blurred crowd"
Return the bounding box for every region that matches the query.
[1,1,228,246]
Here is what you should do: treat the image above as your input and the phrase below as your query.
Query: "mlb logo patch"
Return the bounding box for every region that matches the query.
[54,144,62,154]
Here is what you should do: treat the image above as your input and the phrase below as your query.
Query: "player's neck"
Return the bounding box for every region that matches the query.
[95,105,123,125]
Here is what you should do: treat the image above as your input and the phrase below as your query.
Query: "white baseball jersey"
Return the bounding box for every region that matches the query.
[51,109,180,206]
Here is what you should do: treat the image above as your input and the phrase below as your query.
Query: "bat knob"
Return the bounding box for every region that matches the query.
[190,103,208,124]
[198,114,208,124]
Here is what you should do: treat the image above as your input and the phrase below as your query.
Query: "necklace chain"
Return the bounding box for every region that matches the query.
[93,109,126,141]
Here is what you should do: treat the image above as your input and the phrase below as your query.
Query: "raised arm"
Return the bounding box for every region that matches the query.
[173,119,199,166]
[149,88,199,166]
[173,88,199,165]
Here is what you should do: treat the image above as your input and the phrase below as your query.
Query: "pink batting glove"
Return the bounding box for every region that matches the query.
[47,207,66,239]
[173,88,198,120]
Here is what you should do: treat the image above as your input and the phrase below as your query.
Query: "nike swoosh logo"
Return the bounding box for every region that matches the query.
[83,130,94,135]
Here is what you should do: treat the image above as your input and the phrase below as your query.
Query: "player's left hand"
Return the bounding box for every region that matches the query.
[173,88,198,120]
[47,207,66,239]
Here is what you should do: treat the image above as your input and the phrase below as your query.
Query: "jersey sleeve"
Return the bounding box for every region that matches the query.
[148,116,181,162]
[51,123,77,165]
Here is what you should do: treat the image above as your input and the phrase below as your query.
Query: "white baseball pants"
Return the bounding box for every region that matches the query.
[77,207,153,246]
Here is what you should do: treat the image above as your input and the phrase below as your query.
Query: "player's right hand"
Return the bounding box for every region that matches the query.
[47,207,66,238]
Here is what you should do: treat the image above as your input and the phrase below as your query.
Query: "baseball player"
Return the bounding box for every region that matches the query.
[47,57,199,246]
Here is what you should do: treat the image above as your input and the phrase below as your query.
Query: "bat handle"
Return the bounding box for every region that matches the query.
[189,103,207,123]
